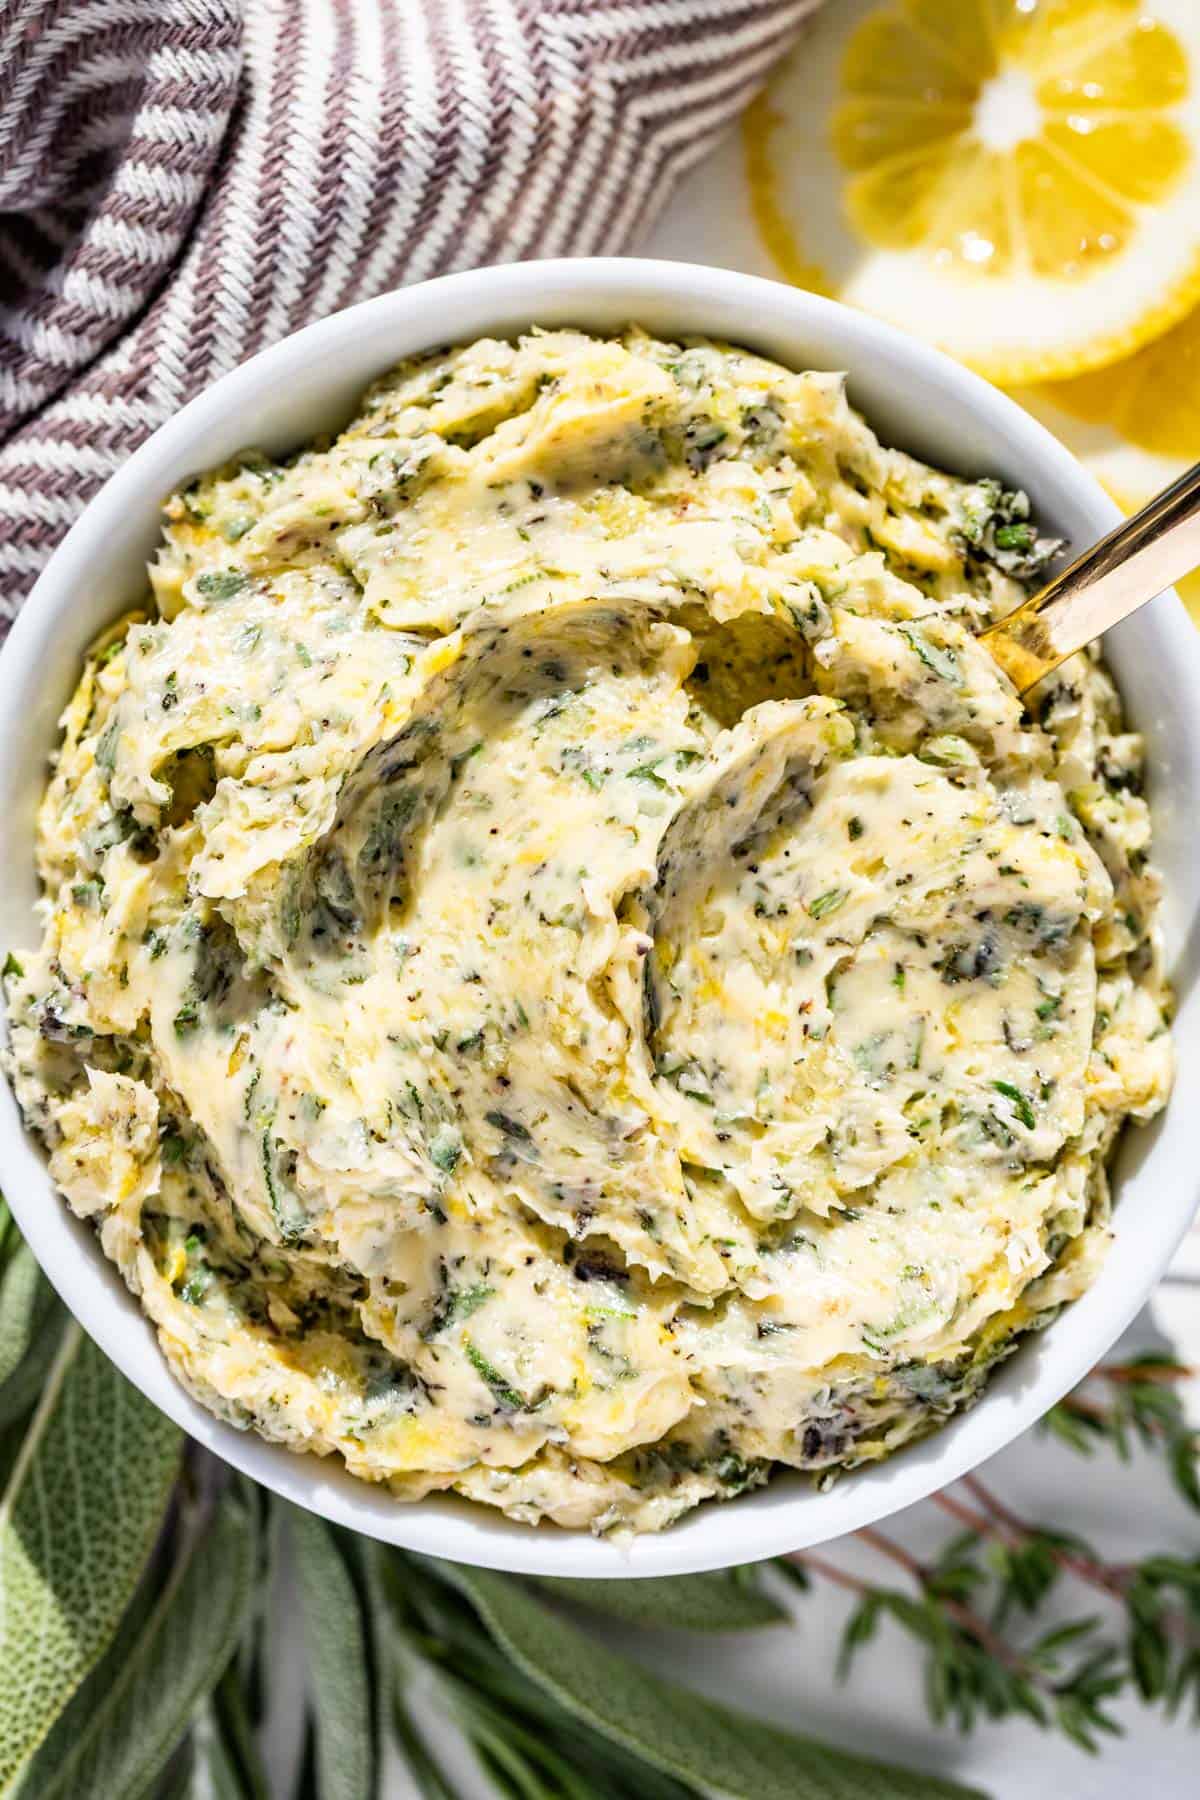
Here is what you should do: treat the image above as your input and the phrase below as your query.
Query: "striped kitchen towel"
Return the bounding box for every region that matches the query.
[0,0,819,625]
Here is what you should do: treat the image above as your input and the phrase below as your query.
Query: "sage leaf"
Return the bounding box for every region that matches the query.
[0,1324,182,1787]
[152,1738,198,1800]
[212,1662,272,1800]
[231,1484,282,1735]
[349,1538,400,1778]
[442,1566,987,1800]
[183,1703,256,1800]
[0,1237,54,1382]
[383,1554,691,1799]
[30,1485,257,1800]
[0,1202,41,1367]
[291,1506,376,1800]
[17,1551,160,1797]
[0,1240,66,1432]
[536,1569,786,1631]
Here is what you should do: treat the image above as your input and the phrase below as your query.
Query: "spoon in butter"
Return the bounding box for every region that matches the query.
[980,459,1200,694]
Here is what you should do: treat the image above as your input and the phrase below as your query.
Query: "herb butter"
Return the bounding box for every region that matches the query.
[3,330,1172,1533]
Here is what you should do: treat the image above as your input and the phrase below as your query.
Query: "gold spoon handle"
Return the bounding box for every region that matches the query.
[980,458,1200,694]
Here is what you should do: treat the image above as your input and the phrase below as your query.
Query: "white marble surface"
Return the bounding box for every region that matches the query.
[290,121,1200,1799]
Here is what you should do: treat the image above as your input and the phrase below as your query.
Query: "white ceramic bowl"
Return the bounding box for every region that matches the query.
[2,259,1198,1578]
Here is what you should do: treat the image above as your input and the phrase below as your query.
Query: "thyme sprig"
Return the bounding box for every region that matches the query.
[780,1356,1200,1752]
[785,1528,1125,1750]
[1042,1354,1200,1511]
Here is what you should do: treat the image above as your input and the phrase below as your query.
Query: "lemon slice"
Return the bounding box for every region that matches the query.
[1010,299,1200,620]
[745,0,1200,383]
[1042,293,1200,460]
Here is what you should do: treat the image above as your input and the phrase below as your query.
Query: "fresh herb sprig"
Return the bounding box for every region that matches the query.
[1043,1354,1200,1511]
[783,1529,1127,1750]
[779,1357,1200,1752]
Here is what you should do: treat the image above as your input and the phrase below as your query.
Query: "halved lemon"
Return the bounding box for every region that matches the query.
[745,0,1200,383]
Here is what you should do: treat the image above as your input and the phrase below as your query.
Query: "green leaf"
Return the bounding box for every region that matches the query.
[29,1485,257,1800]
[838,1594,882,1680]
[1040,1403,1102,1456]
[348,1537,397,1743]
[1130,1619,1170,1702]
[382,1555,692,1800]
[1168,1425,1200,1511]
[0,1240,51,1384]
[536,1569,786,1632]
[183,1702,258,1800]
[441,1566,987,1800]
[0,1324,182,1787]
[291,1507,376,1800]
[0,1239,66,1430]
[151,1738,199,1800]
[231,1483,281,1731]
[18,1550,161,1796]
[211,1662,271,1800]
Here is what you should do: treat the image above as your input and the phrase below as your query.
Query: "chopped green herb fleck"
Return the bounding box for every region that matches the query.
[173,1001,200,1036]
[628,762,670,789]
[994,523,1034,551]
[451,1284,494,1325]
[807,888,848,921]
[430,1125,463,1174]
[485,1110,533,1142]
[94,715,120,773]
[196,569,248,600]
[464,1339,527,1411]
[900,626,960,685]
[993,1079,1036,1130]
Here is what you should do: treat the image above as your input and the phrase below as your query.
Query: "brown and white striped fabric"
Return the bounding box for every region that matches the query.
[0,0,818,626]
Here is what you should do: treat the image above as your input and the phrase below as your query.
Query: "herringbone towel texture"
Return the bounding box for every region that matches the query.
[0,0,818,626]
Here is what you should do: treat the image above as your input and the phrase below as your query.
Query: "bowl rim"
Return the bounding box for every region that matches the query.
[2,255,1198,1578]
